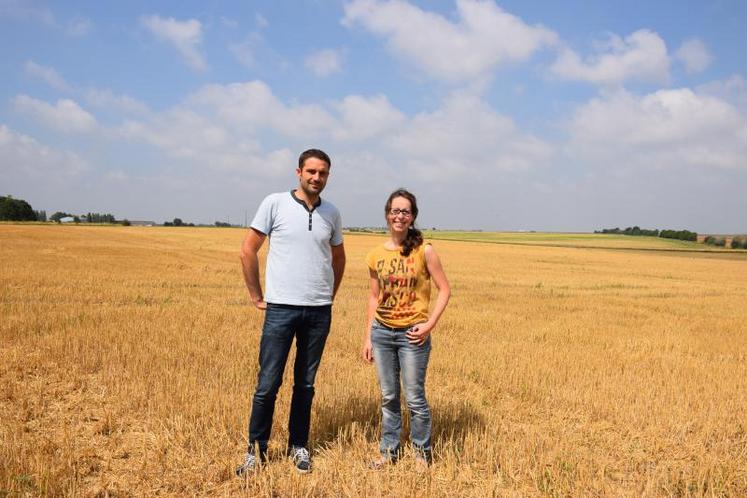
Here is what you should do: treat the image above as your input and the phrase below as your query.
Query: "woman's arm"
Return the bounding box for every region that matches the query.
[362,269,380,363]
[406,244,451,345]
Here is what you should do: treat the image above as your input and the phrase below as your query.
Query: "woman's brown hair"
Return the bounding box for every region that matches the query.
[385,188,423,257]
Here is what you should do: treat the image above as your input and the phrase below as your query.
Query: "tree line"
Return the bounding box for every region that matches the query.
[2,195,122,224]
[2,197,231,228]
[595,226,697,242]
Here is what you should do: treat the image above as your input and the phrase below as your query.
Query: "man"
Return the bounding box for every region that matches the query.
[236,148,345,476]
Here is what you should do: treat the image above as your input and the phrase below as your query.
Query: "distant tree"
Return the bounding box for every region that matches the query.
[173,218,183,227]
[34,210,47,222]
[660,229,697,242]
[73,215,80,223]
[163,221,173,226]
[0,195,36,221]
[83,212,117,223]
[122,219,131,226]
[680,230,697,242]
[705,236,726,247]
[215,221,231,227]
[50,211,73,223]
[597,226,659,237]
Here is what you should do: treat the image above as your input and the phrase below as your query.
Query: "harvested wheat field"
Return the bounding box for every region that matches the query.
[2,225,747,497]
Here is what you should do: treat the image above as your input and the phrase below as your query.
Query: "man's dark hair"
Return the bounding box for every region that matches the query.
[298,149,331,170]
[385,188,423,257]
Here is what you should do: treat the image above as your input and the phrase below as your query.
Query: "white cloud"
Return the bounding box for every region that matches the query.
[186,81,336,138]
[255,13,268,29]
[675,38,712,74]
[66,15,91,36]
[332,94,405,141]
[119,108,229,159]
[85,89,150,115]
[698,75,747,109]
[305,49,344,77]
[551,29,670,85]
[24,60,71,91]
[0,0,55,26]
[389,92,553,179]
[230,29,288,72]
[140,15,206,71]
[343,0,557,82]
[120,80,551,187]
[0,124,88,177]
[230,33,261,69]
[569,88,747,170]
[119,109,291,176]
[1,2,91,37]
[13,95,98,134]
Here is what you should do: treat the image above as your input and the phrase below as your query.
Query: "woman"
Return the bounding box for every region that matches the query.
[363,188,451,469]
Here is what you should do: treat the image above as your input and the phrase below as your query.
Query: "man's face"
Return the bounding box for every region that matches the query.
[296,157,330,197]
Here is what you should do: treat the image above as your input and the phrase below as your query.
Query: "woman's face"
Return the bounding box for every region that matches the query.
[387,196,413,235]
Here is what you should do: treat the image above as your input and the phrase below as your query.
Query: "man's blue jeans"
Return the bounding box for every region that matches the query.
[248,303,331,454]
[370,319,432,457]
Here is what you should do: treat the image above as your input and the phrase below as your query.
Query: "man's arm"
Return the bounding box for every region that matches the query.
[331,243,346,300]
[240,228,267,309]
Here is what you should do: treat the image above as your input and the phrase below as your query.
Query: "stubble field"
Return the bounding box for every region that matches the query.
[2,225,746,497]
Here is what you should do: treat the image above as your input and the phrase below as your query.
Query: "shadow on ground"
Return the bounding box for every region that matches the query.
[431,399,485,451]
[313,393,485,455]
[313,394,380,446]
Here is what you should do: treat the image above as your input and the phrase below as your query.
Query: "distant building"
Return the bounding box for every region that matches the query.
[128,220,156,227]
[60,216,75,223]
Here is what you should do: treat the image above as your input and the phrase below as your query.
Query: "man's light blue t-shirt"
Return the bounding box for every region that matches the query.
[251,191,343,306]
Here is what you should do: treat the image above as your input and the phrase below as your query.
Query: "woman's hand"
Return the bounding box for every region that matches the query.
[362,337,374,363]
[406,322,433,345]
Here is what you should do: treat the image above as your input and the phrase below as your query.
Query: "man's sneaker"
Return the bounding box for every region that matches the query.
[288,446,312,474]
[236,450,261,476]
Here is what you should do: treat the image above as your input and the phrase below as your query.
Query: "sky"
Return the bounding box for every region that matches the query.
[2,0,746,232]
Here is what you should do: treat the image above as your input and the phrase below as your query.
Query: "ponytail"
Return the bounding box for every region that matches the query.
[401,225,423,257]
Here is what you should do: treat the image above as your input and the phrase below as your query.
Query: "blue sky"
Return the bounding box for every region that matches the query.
[2,0,746,232]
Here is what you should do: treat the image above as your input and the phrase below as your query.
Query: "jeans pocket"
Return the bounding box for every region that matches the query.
[370,326,384,344]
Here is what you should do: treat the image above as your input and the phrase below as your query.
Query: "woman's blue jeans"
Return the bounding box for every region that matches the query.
[370,319,432,458]
[247,303,331,454]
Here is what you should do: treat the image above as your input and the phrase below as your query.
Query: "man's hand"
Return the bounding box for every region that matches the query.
[251,297,267,310]
[406,322,433,346]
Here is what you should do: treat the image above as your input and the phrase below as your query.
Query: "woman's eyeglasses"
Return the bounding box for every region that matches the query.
[388,209,412,217]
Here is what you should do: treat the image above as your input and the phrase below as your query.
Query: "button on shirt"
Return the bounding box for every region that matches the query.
[251,191,343,306]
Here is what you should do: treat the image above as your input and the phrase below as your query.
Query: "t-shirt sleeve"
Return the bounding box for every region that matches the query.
[330,208,343,246]
[365,248,377,271]
[422,242,432,277]
[250,195,275,235]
